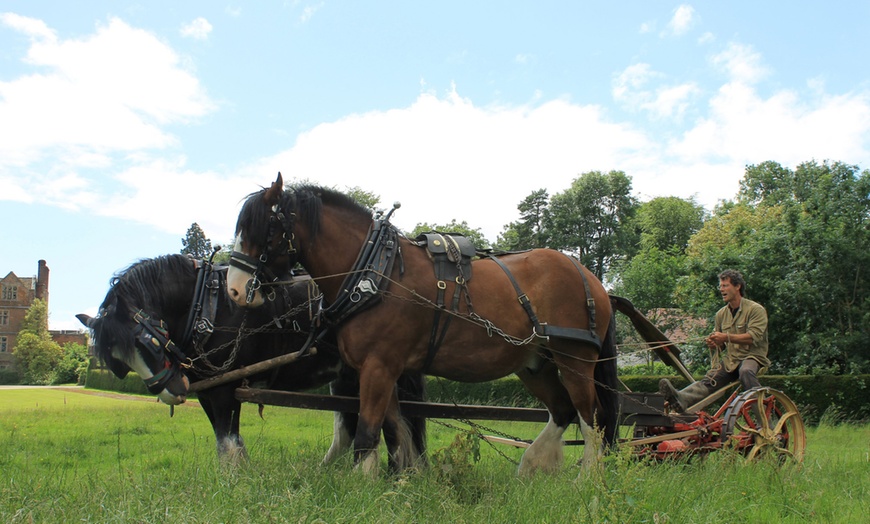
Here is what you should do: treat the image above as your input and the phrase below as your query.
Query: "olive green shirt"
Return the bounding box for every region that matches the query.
[714,297,770,372]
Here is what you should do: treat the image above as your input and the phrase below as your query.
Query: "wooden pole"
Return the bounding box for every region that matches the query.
[186,347,317,394]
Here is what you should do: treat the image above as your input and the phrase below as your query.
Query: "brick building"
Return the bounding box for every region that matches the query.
[0,260,88,372]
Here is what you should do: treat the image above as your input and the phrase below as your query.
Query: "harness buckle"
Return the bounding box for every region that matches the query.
[246,277,261,304]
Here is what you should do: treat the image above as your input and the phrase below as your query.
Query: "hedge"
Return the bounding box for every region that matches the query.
[86,368,869,424]
[425,375,870,424]
[85,368,151,395]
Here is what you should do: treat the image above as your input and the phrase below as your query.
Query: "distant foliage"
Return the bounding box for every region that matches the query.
[181,222,213,259]
[410,220,491,250]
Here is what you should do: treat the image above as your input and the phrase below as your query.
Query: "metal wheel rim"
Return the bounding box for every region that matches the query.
[721,387,806,463]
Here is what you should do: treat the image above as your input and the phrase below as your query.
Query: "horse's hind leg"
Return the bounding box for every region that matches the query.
[552,343,604,473]
[322,376,359,464]
[516,363,577,476]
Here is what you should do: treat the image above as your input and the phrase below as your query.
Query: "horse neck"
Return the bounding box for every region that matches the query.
[298,204,373,304]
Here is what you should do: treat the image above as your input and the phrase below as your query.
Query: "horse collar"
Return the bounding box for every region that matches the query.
[321,214,401,326]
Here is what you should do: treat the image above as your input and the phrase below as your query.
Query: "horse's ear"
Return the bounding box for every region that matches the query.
[76,313,94,328]
[264,172,284,206]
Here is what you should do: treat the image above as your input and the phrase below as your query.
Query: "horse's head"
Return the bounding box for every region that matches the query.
[228,172,300,307]
[78,256,198,405]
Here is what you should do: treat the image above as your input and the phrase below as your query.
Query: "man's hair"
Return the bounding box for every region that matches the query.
[719,269,746,296]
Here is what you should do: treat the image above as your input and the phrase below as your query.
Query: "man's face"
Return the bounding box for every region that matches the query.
[719,278,740,303]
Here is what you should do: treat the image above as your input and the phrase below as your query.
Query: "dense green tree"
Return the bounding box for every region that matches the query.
[612,247,685,311]
[53,342,90,385]
[181,223,213,259]
[345,186,381,211]
[546,170,639,279]
[680,160,870,374]
[12,299,63,384]
[497,189,550,250]
[410,220,491,250]
[635,196,707,254]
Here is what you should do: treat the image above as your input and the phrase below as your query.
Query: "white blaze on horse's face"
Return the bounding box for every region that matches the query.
[114,346,189,405]
[226,235,265,308]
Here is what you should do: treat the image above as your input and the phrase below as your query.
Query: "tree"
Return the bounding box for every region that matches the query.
[546,170,639,279]
[681,160,870,374]
[181,223,213,259]
[53,342,90,385]
[410,220,491,249]
[497,189,550,250]
[12,299,63,384]
[634,196,707,254]
[344,186,381,211]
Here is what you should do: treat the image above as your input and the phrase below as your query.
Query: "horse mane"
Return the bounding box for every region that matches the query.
[91,255,196,363]
[237,183,372,242]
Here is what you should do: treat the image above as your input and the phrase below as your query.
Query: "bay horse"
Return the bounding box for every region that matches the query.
[226,173,619,476]
[78,254,426,468]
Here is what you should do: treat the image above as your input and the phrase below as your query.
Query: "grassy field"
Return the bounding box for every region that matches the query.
[1,388,868,523]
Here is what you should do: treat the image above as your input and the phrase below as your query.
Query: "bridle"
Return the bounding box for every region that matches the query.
[127,253,222,394]
[131,309,190,394]
[229,193,299,305]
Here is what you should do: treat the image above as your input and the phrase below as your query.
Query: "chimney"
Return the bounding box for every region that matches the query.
[36,260,49,308]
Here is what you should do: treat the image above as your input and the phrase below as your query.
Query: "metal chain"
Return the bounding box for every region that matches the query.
[185,301,312,375]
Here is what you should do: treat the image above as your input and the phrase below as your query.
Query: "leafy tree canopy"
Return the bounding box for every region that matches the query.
[181,223,213,259]
[410,220,491,250]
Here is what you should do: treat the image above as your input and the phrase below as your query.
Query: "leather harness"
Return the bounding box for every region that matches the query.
[413,233,602,373]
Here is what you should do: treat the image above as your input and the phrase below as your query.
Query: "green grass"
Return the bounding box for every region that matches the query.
[1,388,868,523]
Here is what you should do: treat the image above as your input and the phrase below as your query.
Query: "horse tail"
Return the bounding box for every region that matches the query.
[396,371,428,464]
[594,312,619,448]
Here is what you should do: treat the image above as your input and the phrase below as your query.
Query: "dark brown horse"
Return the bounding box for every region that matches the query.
[227,173,618,475]
[79,254,426,469]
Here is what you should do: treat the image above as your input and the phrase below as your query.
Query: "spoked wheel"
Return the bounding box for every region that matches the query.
[721,387,806,463]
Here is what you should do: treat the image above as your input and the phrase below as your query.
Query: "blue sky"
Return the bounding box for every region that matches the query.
[2,2,869,330]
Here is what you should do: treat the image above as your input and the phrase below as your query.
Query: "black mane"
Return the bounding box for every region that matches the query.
[236,184,372,243]
[91,255,197,365]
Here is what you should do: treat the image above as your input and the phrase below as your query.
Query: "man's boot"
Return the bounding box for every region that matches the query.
[658,379,713,413]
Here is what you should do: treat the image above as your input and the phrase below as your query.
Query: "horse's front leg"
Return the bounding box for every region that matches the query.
[354,361,400,476]
[199,385,248,465]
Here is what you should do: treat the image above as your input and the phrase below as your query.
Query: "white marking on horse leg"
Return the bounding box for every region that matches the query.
[387,418,417,472]
[322,413,353,464]
[356,450,380,478]
[518,417,566,476]
[578,416,604,477]
[217,436,249,466]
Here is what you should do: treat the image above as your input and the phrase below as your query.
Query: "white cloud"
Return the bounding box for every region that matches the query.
[99,159,253,241]
[665,4,696,36]
[300,2,324,24]
[0,12,56,42]
[245,89,654,239]
[0,16,216,189]
[669,82,870,168]
[515,53,534,65]
[180,17,212,40]
[613,63,660,102]
[613,64,698,119]
[711,42,768,84]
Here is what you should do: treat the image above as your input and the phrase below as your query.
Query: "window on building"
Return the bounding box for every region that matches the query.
[1,285,17,300]
[0,311,8,325]
[0,336,6,352]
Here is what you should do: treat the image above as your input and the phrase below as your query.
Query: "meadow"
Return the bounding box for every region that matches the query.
[1,387,867,523]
